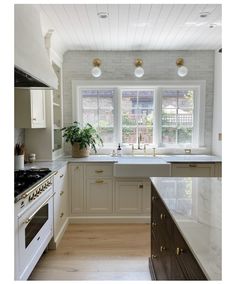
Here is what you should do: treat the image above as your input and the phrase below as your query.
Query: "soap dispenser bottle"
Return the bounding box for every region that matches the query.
[117,143,122,156]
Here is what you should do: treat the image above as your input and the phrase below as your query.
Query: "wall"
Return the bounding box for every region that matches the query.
[212,50,222,157]
[14,128,25,145]
[63,50,215,153]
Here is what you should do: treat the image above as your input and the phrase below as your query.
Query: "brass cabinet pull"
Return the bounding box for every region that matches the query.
[32,118,36,121]
[176,247,184,255]
[160,246,166,252]
[60,174,64,178]
[160,213,166,220]
[60,212,64,218]
[60,190,64,196]
[96,179,104,184]
[151,222,157,227]
[95,170,104,173]
[76,166,79,170]
[139,184,143,189]
[152,196,157,201]
[151,254,157,259]
[189,164,197,168]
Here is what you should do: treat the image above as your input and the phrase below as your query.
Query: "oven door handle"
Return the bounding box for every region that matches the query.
[23,192,55,224]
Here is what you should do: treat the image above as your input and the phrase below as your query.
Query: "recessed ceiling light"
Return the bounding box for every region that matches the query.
[200,11,210,18]
[209,23,217,29]
[97,12,109,19]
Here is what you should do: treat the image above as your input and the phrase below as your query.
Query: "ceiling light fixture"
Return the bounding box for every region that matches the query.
[176,58,188,77]
[97,12,109,19]
[200,11,210,18]
[134,58,144,78]
[91,58,102,78]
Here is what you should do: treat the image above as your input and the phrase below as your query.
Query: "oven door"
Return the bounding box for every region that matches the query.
[17,188,54,279]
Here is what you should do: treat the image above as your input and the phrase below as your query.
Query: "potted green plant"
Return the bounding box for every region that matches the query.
[61,121,103,158]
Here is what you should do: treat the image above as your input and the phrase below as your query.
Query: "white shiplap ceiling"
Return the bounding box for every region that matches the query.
[36,4,221,56]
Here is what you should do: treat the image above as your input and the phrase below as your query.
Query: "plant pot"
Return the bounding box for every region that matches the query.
[72,143,90,158]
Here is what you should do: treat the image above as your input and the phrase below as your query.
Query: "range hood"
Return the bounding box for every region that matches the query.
[15,5,58,89]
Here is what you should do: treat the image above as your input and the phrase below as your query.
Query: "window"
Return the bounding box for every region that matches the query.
[160,88,194,146]
[75,82,204,149]
[81,89,116,144]
[121,89,154,144]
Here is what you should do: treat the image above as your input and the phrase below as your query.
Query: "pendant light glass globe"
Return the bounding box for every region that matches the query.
[177,66,188,77]
[134,66,144,78]
[91,66,102,78]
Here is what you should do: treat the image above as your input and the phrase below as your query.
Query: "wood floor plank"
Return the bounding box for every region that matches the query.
[29,223,151,281]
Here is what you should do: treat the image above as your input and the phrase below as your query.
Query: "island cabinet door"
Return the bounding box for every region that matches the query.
[151,231,171,280]
[173,225,207,280]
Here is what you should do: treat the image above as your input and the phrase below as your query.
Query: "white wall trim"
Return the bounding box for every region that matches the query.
[69,216,150,224]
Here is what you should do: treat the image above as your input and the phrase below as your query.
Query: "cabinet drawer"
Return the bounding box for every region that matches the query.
[86,164,113,177]
[171,163,215,177]
[54,165,67,192]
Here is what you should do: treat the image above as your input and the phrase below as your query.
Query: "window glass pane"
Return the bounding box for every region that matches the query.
[121,89,154,144]
[162,127,176,144]
[98,127,114,144]
[122,127,137,143]
[122,111,137,126]
[161,88,194,146]
[138,127,153,144]
[137,109,154,126]
[98,109,114,127]
[177,128,192,144]
[83,109,98,127]
[81,89,115,144]
[122,90,138,109]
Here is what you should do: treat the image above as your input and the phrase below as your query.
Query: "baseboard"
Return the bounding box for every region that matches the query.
[69,216,151,224]
[49,218,69,249]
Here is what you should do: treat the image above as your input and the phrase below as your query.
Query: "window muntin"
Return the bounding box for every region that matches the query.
[160,89,194,146]
[81,89,116,144]
[121,89,154,144]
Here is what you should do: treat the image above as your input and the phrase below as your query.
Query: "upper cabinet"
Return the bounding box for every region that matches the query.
[15,89,46,128]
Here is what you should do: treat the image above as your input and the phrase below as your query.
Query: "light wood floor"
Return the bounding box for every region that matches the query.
[29,223,151,281]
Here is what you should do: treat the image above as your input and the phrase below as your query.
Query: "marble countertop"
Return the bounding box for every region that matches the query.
[150,177,222,280]
[22,154,221,172]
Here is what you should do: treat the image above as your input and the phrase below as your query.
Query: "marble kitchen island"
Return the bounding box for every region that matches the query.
[150,177,221,280]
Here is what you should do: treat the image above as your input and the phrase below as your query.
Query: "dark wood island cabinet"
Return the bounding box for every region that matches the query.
[149,177,222,280]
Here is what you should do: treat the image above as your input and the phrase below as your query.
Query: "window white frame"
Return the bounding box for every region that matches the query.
[72,80,206,149]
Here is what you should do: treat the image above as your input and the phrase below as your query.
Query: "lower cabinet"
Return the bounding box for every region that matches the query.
[50,164,68,248]
[86,178,113,214]
[171,162,221,177]
[149,184,207,280]
[68,163,151,221]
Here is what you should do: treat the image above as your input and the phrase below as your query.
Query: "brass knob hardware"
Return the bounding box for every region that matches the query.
[95,170,104,173]
[76,166,80,170]
[60,212,64,218]
[176,247,184,255]
[60,174,64,178]
[60,191,64,196]
[160,246,166,252]
[152,196,157,201]
[139,184,143,189]
[151,222,157,227]
[160,213,166,220]
[96,179,104,184]
[151,254,157,259]
[189,164,197,168]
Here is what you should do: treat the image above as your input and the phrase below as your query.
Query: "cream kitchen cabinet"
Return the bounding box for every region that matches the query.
[23,62,64,161]
[115,179,151,214]
[15,89,46,128]
[85,164,113,214]
[50,165,68,248]
[86,178,113,214]
[69,164,84,215]
[171,163,218,177]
